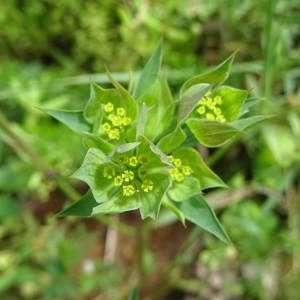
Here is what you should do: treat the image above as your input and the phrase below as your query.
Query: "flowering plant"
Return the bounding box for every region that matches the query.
[43,41,267,243]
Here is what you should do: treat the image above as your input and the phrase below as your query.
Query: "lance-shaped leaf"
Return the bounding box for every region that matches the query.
[174,195,231,244]
[59,190,98,217]
[133,39,163,100]
[157,125,186,154]
[173,147,226,189]
[214,86,248,122]
[41,108,91,133]
[186,119,240,147]
[138,76,174,140]
[231,115,274,130]
[81,132,114,154]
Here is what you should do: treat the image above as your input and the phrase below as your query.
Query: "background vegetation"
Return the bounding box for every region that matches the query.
[0,0,300,299]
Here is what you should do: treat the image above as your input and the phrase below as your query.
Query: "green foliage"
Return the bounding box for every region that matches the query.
[43,42,265,244]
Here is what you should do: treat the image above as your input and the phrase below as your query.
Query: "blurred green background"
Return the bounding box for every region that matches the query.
[0,0,300,299]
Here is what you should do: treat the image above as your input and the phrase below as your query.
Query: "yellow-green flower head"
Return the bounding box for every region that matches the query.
[182,166,193,176]
[197,106,206,115]
[121,117,132,126]
[206,113,215,120]
[116,107,126,117]
[122,170,134,182]
[167,155,175,163]
[110,115,123,127]
[108,128,120,140]
[123,185,136,196]
[104,102,114,113]
[214,96,223,105]
[141,179,154,192]
[114,175,123,186]
[174,158,182,168]
[101,122,111,132]
[129,156,138,167]
[170,168,184,182]
[103,166,116,179]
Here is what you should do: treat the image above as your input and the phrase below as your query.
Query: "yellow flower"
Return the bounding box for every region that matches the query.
[114,176,123,186]
[170,168,184,182]
[122,170,134,182]
[214,96,223,105]
[141,179,154,192]
[116,107,126,116]
[129,156,138,167]
[123,185,136,196]
[197,106,206,115]
[101,122,111,132]
[174,158,182,168]
[182,166,193,176]
[108,128,120,140]
[104,102,114,113]
[121,117,132,126]
[103,166,116,179]
[206,113,215,120]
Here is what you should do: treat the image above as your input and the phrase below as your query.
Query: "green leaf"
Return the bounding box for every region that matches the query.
[81,132,114,154]
[178,84,210,120]
[174,195,231,244]
[41,108,91,133]
[73,148,114,202]
[173,147,226,189]
[180,54,235,98]
[138,174,169,219]
[157,125,186,153]
[138,76,174,140]
[167,177,201,202]
[162,196,185,225]
[186,118,240,147]
[92,194,140,215]
[58,191,98,217]
[214,86,248,121]
[231,115,274,130]
[113,142,141,154]
[133,39,163,100]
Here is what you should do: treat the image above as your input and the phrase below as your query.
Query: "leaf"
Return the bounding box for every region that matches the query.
[113,142,141,154]
[231,115,274,130]
[178,84,210,120]
[72,148,114,202]
[58,190,98,217]
[214,86,248,121]
[173,147,226,189]
[186,118,240,147]
[167,177,201,202]
[92,194,140,215]
[41,108,91,133]
[133,39,163,100]
[180,54,235,98]
[162,196,185,225]
[174,195,231,244]
[157,125,186,154]
[81,132,114,154]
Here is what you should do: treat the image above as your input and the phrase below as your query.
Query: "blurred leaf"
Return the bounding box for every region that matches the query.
[231,115,274,130]
[128,287,138,300]
[157,125,186,153]
[174,195,231,244]
[59,191,98,217]
[186,119,240,147]
[133,39,163,100]
[41,108,91,133]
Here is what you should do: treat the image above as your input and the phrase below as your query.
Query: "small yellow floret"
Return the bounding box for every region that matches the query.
[206,113,215,120]
[122,170,134,182]
[216,115,226,123]
[101,122,111,132]
[121,117,132,126]
[111,115,123,127]
[214,96,223,105]
[104,102,114,112]
[213,107,222,116]
[116,107,126,116]
[174,158,182,168]
[182,166,193,176]
[197,106,206,115]
[108,128,120,140]
[123,185,136,196]
[167,155,174,163]
[103,166,116,179]
[170,168,184,182]
[114,176,123,186]
[129,156,138,167]
[141,179,154,192]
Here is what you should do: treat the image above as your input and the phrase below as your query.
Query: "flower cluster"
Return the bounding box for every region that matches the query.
[102,154,154,197]
[168,155,193,182]
[196,93,226,123]
[101,102,132,140]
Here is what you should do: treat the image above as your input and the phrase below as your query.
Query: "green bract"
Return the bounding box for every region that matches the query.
[43,41,269,244]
